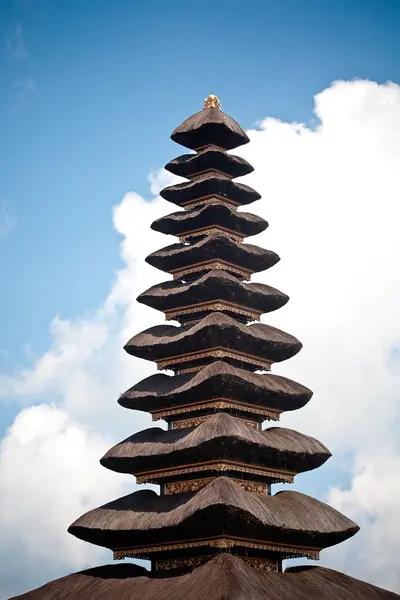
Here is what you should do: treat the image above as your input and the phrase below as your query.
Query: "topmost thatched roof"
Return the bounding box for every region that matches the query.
[171,108,250,151]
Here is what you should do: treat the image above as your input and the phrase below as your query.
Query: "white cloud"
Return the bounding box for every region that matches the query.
[1,79,400,596]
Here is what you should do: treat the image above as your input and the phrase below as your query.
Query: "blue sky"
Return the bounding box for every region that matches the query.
[1,0,400,370]
[1,2,400,596]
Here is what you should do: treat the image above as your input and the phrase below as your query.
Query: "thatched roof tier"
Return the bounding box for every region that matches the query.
[171,107,250,151]
[146,233,279,280]
[119,361,312,421]
[137,270,288,323]
[165,146,254,179]
[11,554,399,600]
[68,478,358,557]
[151,203,268,241]
[100,413,330,480]
[159,173,260,209]
[124,312,301,372]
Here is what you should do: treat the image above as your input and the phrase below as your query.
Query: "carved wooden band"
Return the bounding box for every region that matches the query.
[170,414,259,430]
[189,168,234,181]
[171,259,251,281]
[157,346,273,373]
[151,398,280,422]
[135,459,295,485]
[182,195,239,210]
[179,226,244,243]
[155,555,279,572]
[164,478,267,495]
[113,536,320,561]
[164,299,262,322]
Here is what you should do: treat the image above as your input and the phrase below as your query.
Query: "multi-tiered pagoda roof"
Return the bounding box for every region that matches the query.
[11,95,399,600]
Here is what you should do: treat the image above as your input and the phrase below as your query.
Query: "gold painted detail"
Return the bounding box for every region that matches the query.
[151,398,281,421]
[179,226,244,243]
[156,556,212,571]
[189,168,233,181]
[171,415,258,430]
[113,536,320,561]
[155,555,278,572]
[183,195,239,210]
[164,478,267,495]
[165,300,261,322]
[135,460,294,485]
[171,259,251,281]
[243,557,279,572]
[157,347,272,372]
[203,94,221,110]
[164,478,213,495]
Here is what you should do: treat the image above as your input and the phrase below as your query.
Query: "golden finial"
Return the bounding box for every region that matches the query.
[203,94,221,110]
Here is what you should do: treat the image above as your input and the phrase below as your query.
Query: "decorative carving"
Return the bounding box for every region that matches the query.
[113,537,320,561]
[203,94,221,110]
[151,398,280,422]
[156,556,212,571]
[242,557,279,572]
[190,168,233,180]
[165,300,261,323]
[164,478,266,495]
[179,226,244,244]
[171,259,250,281]
[170,413,258,429]
[135,460,294,485]
[158,346,272,373]
[172,416,211,429]
[164,478,214,494]
[182,195,239,210]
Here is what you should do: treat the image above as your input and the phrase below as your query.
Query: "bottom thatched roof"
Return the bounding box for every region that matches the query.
[9,554,399,600]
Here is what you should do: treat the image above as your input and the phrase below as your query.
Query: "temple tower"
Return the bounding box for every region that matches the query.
[67,95,358,574]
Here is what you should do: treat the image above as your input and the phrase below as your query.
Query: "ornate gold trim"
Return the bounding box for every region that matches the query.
[151,398,281,421]
[179,226,244,243]
[155,555,279,572]
[156,556,212,571]
[171,414,258,429]
[165,299,261,322]
[113,536,320,561]
[157,346,272,372]
[182,195,239,210]
[164,478,267,495]
[189,168,233,181]
[171,259,251,281]
[135,460,295,484]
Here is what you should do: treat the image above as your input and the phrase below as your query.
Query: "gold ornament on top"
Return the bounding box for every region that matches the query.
[203,94,221,110]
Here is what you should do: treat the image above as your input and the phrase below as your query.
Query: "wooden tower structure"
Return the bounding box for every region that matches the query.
[10,96,399,600]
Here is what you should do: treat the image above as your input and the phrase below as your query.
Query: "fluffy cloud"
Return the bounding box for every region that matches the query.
[1,79,400,597]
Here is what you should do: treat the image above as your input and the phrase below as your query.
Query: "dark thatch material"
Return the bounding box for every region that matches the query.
[10,555,398,600]
[68,477,358,551]
[100,413,330,476]
[165,146,254,179]
[119,361,313,414]
[151,203,268,239]
[137,270,288,319]
[160,173,260,208]
[124,312,302,369]
[171,107,250,150]
[146,233,280,277]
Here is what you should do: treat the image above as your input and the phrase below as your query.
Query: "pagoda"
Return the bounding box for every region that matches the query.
[11,96,400,600]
